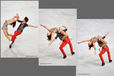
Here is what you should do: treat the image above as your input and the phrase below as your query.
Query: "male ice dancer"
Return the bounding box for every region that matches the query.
[97,35,112,66]
[49,26,75,59]
[9,17,37,48]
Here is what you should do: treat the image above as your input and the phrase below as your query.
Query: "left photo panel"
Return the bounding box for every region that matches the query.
[1,1,39,57]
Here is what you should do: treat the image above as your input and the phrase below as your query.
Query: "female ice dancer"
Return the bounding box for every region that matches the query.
[2,13,19,41]
[40,24,60,41]
[9,17,38,48]
[40,24,75,59]
[78,32,112,66]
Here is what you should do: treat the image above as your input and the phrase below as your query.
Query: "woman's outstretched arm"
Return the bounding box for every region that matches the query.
[62,26,67,29]
[77,39,90,44]
[11,13,19,22]
[104,32,109,38]
[40,24,50,32]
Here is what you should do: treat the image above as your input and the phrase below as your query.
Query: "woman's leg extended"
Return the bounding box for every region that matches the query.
[2,29,11,41]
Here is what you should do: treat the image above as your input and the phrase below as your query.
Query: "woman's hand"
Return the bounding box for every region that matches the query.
[16,13,19,20]
[48,38,55,46]
[93,43,96,55]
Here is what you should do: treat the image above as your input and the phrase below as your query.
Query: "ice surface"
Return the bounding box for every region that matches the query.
[39,9,77,66]
[1,1,39,57]
[76,19,114,76]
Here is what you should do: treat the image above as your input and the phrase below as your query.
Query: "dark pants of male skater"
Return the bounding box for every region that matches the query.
[59,38,74,57]
[99,46,111,64]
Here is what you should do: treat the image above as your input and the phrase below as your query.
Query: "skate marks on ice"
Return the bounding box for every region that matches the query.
[77,54,113,76]
[2,45,26,57]
[2,40,39,58]
[77,48,114,76]
[39,45,77,66]
[2,42,39,58]
[78,56,100,67]
[39,33,77,65]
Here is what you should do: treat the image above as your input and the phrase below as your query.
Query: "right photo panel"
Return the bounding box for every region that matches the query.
[77,19,114,76]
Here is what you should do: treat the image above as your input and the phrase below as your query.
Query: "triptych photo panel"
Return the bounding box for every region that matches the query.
[1,0,114,76]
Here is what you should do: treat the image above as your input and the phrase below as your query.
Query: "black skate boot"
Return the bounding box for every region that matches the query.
[109,60,112,63]
[63,55,67,59]
[9,44,12,48]
[71,52,75,55]
[102,63,105,66]
[9,41,14,48]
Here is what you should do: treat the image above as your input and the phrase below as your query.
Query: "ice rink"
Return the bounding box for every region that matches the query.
[76,19,114,76]
[39,9,77,66]
[1,1,39,57]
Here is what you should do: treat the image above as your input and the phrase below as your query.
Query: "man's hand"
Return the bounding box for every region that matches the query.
[40,24,43,26]
[33,26,38,28]
[77,42,81,44]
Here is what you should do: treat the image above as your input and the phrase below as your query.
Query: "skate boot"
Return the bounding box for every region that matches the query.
[63,55,67,59]
[9,44,12,48]
[102,63,105,66]
[71,52,75,55]
[9,41,14,48]
[109,60,112,63]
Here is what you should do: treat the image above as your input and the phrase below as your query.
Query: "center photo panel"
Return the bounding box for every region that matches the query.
[39,9,77,66]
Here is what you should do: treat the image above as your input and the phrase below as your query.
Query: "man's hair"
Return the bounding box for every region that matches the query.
[24,17,29,22]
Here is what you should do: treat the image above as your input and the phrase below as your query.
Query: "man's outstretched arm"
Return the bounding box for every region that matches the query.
[28,25,38,28]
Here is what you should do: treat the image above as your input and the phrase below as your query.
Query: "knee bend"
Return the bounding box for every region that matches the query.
[99,53,102,57]
[12,35,16,38]
[59,46,63,50]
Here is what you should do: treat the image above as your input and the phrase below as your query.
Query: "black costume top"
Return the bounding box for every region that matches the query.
[55,29,67,40]
[97,36,105,47]
[90,36,105,48]
[17,20,28,33]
